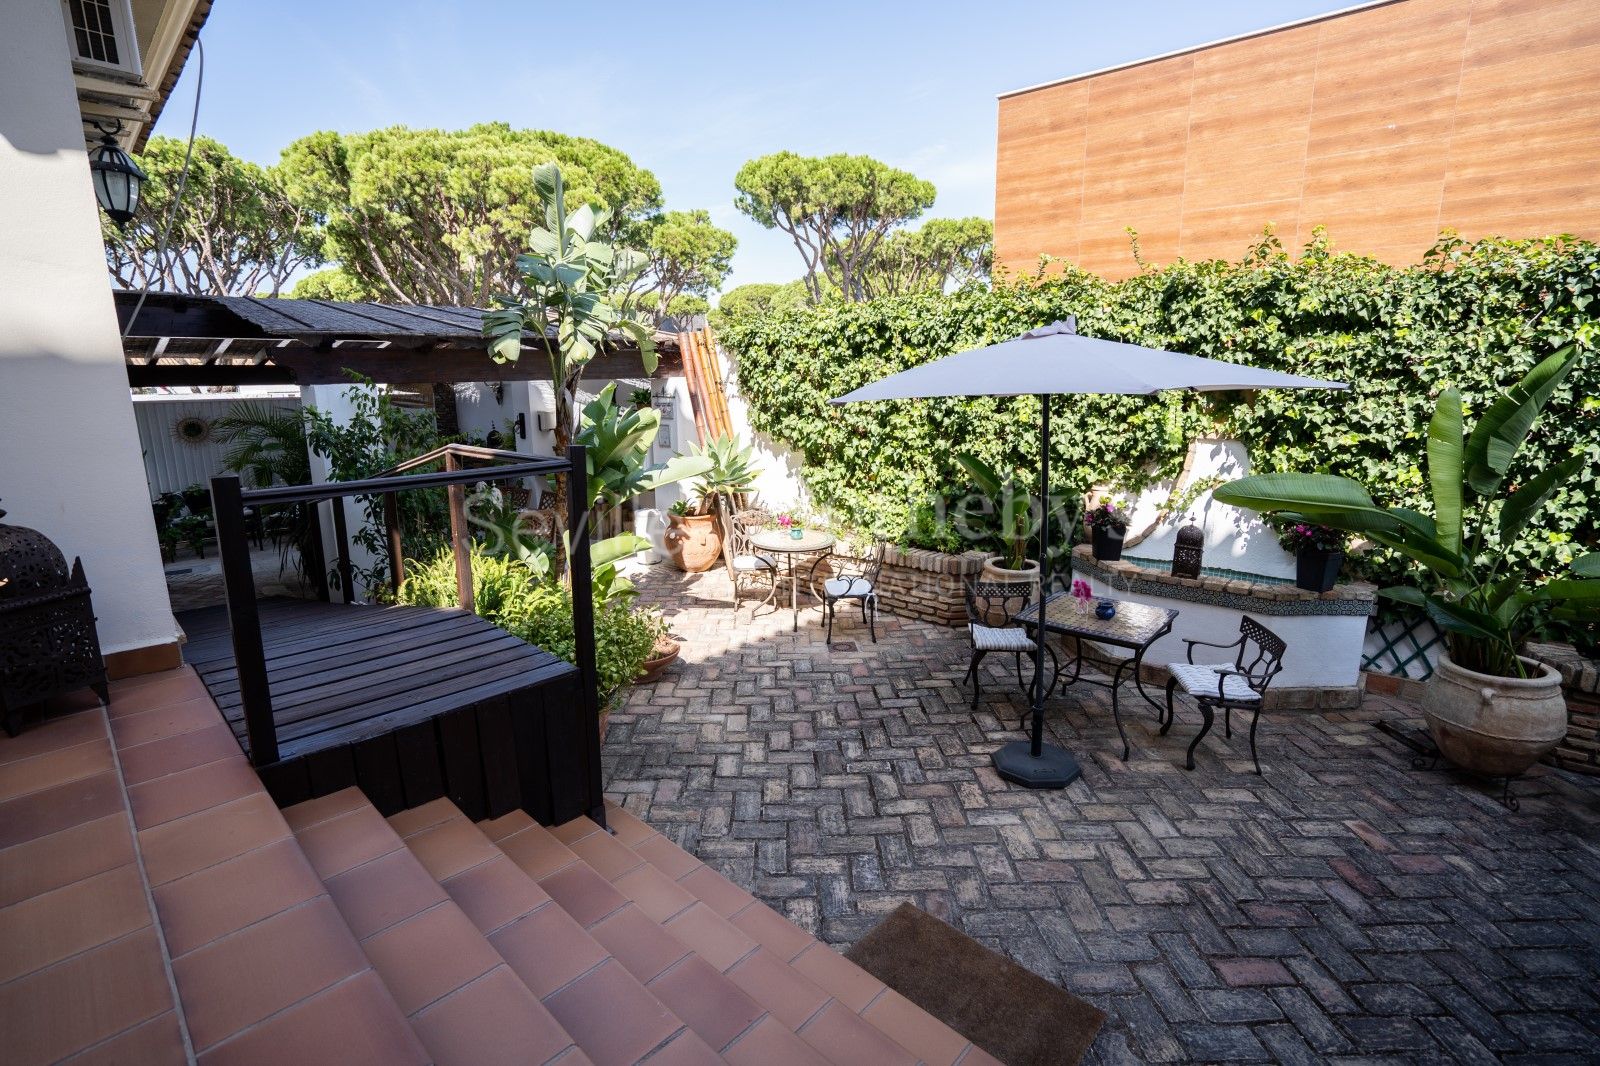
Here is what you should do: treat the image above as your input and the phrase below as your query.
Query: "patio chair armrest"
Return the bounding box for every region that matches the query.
[1182,636,1242,664]
[1211,666,1253,700]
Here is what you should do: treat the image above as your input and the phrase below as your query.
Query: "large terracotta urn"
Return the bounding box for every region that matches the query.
[980,556,1039,584]
[1422,653,1567,776]
[665,512,722,573]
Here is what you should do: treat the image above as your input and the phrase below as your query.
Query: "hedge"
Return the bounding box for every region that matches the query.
[720,232,1599,597]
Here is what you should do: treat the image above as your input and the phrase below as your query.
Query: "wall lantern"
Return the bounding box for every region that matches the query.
[88,122,146,229]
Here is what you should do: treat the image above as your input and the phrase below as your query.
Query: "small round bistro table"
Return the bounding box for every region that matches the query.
[747,529,836,631]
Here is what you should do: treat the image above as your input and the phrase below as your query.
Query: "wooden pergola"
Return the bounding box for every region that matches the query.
[116,291,681,388]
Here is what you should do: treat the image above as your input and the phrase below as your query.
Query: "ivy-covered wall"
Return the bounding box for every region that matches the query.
[720,233,1598,592]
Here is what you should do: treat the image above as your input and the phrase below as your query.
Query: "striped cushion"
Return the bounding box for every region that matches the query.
[825,577,874,598]
[1167,663,1260,701]
[732,553,775,571]
[971,624,1036,652]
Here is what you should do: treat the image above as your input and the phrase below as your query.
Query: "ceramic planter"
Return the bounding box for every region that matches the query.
[980,556,1039,583]
[1295,547,1344,592]
[1090,524,1125,561]
[664,512,722,573]
[637,637,681,684]
[1422,653,1566,777]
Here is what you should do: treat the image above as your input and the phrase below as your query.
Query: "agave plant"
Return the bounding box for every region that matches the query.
[689,434,761,513]
[955,452,1031,570]
[1213,345,1599,679]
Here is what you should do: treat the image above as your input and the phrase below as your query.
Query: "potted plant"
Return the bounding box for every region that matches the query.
[637,629,681,683]
[956,453,1038,581]
[181,482,212,517]
[158,523,182,563]
[1214,345,1599,777]
[1084,500,1130,561]
[665,434,761,573]
[1277,522,1349,592]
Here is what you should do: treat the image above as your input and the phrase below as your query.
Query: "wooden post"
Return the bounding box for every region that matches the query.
[384,492,404,593]
[679,331,710,444]
[565,444,606,829]
[444,450,474,613]
[211,475,278,766]
[329,498,356,605]
[304,501,330,602]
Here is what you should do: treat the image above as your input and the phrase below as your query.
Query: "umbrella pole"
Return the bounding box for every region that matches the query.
[990,393,1082,790]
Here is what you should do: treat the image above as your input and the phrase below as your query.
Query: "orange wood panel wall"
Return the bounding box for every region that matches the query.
[994,0,1600,280]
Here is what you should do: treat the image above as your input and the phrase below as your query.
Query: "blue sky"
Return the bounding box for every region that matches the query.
[160,0,1354,292]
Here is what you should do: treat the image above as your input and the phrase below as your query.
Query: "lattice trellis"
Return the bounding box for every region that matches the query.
[1363,610,1446,680]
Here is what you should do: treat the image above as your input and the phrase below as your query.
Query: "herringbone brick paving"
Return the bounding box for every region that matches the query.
[603,564,1600,1064]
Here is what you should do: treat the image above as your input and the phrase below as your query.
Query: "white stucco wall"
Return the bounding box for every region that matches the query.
[134,393,302,496]
[300,384,380,603]
[0,6,178,658]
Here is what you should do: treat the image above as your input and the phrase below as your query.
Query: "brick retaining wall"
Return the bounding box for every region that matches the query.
[834,545,989,626]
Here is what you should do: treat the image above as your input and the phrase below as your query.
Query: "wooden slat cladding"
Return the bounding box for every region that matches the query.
[994,0,1600,279]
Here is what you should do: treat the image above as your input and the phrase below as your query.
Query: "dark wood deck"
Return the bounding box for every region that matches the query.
[178,599,591,823]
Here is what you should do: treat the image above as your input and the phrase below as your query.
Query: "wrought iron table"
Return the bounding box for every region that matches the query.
[748,529,836,632]
[1016,593,1179,761]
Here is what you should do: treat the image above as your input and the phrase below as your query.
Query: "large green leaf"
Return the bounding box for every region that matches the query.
[1212,473,1399,532]
[1498,455,1582,544]
[1574,554,1600,578]
[641,454,713,492]
[1463,344,1580,496]
[955,453,1003,497]
[590,533,651,569]
[1427,387,1463,554]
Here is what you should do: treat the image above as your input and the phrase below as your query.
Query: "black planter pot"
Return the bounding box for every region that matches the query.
[1091,524,1125,561]
[1296,547,1344,593]
[182,489,212,516]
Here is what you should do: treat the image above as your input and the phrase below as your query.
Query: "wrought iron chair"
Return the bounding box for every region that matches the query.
[820,540,885,644]
[963,580,1057,713]
[717,500,777,612]
[1163,615,1286,773]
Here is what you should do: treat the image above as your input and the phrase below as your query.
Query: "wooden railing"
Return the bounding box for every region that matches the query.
[208,447,596,789]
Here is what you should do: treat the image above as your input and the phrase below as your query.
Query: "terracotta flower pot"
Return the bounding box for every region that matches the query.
[980,556,1039,583]
[1422,652,1566,777]
[664,512,722,573]
[637,637,681,684]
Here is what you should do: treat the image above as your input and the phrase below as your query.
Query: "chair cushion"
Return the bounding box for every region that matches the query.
[971,624,1036,652]
[732,553,775,571]
[1167,663,1260,701]
[825,577,874,598]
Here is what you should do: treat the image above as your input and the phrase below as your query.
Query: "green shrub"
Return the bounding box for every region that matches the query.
[398,547,663,705]
[721,232,1599,608]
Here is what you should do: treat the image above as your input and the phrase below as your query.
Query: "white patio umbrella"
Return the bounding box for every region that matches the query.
[831,318,1345,789]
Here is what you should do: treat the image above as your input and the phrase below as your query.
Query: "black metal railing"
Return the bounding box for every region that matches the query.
[209,446,598,808]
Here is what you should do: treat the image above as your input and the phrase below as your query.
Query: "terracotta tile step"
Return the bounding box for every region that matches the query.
[285,788,583,1066]
[389,798,706,1065]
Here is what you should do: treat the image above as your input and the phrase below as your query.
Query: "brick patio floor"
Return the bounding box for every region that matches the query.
[603,562,1600,1065]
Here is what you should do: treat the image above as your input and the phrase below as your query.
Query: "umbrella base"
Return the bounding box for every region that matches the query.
[992,741,1082,790]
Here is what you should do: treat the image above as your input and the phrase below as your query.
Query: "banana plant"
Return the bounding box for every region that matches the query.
[1213,345,1599,678]
[956,452,1031,570]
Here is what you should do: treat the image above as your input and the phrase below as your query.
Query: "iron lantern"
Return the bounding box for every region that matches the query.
[88,124,145,229]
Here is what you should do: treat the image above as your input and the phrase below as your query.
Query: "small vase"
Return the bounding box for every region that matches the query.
[1094,600,1117,621]
[790,527,804,540]
[1091,524,1124,561]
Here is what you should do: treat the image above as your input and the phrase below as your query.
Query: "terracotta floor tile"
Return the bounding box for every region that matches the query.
[566,827,646,881]
[638,1029,724,1066]
[62,1009,187,1066]
[196,970,427,1066]
[476,809,535,843]
[106,671,208,717]
[0,738,114,805]
[281,786,368,832]
[0,709,105,766]
[612,863,698,924]
[292,803,399,879]
[361,903,501,1015]
[543,958,681,1066]
[411,965,576,1066]
[108,696,223,749]
[0,813,134,909]
[549,815,603,847]
[327,847,449,940]
[0,928,173,1065]
[646,953,766,1052]
[601,802,658,848]
[663,902,759,971]
[386,796,458,838]
[442,854,549,933]
[138,792,290,887]
[494,822,579,879]
[589,905,691,983]
[728,901,814,963]
[0,770,124,850]
[540,860,628,928]
[402,816,499,880]
[0,864,152,984]
[861,987,971,1066]
[153,837,325,957]
[725,949,830,1031]
[789,943,885,1013]
[631,834,703,881]
[723,1015,830,1066]
[172,897,367,1051]
[109,664,192,695]
[677,865,756,918]
[127,755,258,830]
[796,998,919,1066]
[118,723,242,786]
[488,903,606,999]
